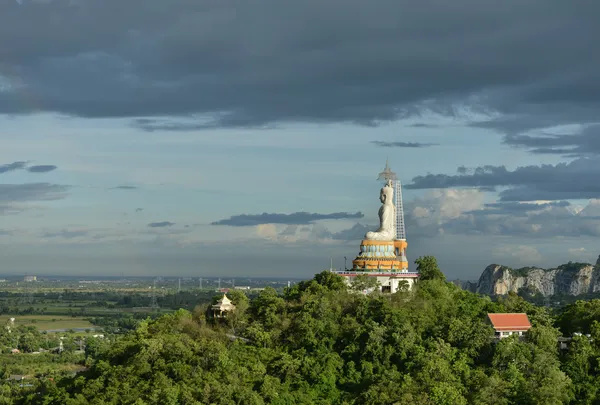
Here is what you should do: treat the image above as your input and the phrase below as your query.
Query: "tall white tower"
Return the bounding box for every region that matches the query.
[395,180,406,240]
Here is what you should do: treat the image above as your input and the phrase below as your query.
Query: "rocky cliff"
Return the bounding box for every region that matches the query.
[473,256,600,296]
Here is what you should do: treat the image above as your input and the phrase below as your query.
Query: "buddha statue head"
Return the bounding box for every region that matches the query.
[380,180,394,204]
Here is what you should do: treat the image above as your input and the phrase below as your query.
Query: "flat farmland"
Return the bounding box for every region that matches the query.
[0,315,95,331]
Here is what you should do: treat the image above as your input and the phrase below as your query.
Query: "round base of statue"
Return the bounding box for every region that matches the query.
[352,239,408,271]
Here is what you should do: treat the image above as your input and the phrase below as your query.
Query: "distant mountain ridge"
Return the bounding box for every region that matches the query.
[468,256,600,296]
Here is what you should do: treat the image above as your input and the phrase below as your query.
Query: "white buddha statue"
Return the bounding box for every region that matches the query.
[365,180,396,241]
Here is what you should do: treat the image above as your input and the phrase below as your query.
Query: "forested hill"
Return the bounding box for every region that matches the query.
[9,259,600,404]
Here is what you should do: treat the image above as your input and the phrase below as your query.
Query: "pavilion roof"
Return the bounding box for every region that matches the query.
[212,294,235,311]
[487,313,532,331]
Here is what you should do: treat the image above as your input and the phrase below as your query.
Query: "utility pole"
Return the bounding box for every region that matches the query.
[150,279,159,311]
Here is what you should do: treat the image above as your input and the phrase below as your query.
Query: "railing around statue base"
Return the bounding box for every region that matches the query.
[333,270,420,277]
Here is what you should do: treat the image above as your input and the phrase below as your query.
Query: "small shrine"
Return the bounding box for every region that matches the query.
[211,294,235,318]
[334,160,420,293]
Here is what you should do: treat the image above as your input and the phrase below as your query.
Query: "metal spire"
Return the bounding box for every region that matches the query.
[377,157,397,182]
[150,278,159,310]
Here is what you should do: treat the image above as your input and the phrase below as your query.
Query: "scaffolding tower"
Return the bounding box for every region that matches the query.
[395,180,406,240]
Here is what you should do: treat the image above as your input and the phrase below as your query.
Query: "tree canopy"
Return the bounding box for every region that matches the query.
[5,262,600,404]
[415,256,445,281]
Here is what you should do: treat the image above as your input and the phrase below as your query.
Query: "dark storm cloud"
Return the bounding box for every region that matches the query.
[407,157,600,201]
[409,123,440,128]
[503,124,600,157]
[43,229,89,239]
[279,225,299,236]
[0,183,69,203]
[475,201,571,215]
[0,183,70,214]
[27,165,57,173]
[1,162,58,174]
[0,0,598,130]
[148,221,175,228]
[441,202,600,238]
[0,162,27,174]
[211,211,364,226]
[371,141,437,148]
[404,192,600,239]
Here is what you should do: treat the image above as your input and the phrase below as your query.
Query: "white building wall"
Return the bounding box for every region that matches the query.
[342,274,417,293]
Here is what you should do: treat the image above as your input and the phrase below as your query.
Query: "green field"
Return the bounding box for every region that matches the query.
[0,315,95,331]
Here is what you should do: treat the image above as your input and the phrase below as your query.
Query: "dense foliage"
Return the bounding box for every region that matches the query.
[4,259,600,404]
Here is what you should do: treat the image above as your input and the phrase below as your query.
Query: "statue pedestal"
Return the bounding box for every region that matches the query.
[351,239,408,271]
[335,239,417,294]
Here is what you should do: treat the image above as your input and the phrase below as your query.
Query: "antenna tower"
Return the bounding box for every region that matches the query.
[150,279,159,310]
[25,283,33,305]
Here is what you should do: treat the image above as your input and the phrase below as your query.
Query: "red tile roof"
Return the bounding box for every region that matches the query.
[487,313,532,331]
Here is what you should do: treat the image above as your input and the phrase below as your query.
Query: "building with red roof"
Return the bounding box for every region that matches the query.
[487,313,532,339]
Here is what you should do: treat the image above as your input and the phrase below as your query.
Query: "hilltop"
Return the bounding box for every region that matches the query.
[468,256,600,297]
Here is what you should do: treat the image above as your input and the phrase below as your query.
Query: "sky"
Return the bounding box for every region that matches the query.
[1,0,600,280]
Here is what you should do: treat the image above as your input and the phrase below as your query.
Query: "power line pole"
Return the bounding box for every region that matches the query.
[150,279,158,311]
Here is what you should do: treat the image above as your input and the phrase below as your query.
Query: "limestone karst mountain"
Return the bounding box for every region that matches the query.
[470,255,600,296]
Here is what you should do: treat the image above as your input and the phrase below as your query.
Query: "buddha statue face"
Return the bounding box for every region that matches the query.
[380,185,393,204]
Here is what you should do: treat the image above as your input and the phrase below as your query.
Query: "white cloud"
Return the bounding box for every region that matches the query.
[492,244,542,264]
[407,188,486,236]
[410,189,486,222]
[568,247,586,256]
[255,224,279,240]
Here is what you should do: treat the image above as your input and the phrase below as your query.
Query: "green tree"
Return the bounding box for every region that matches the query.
[562,335,598,403]
[350,275,380,292]
[6,270,589,404]
[415,256,445,281]
[396,280,410,292]
[249,287,285,330]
